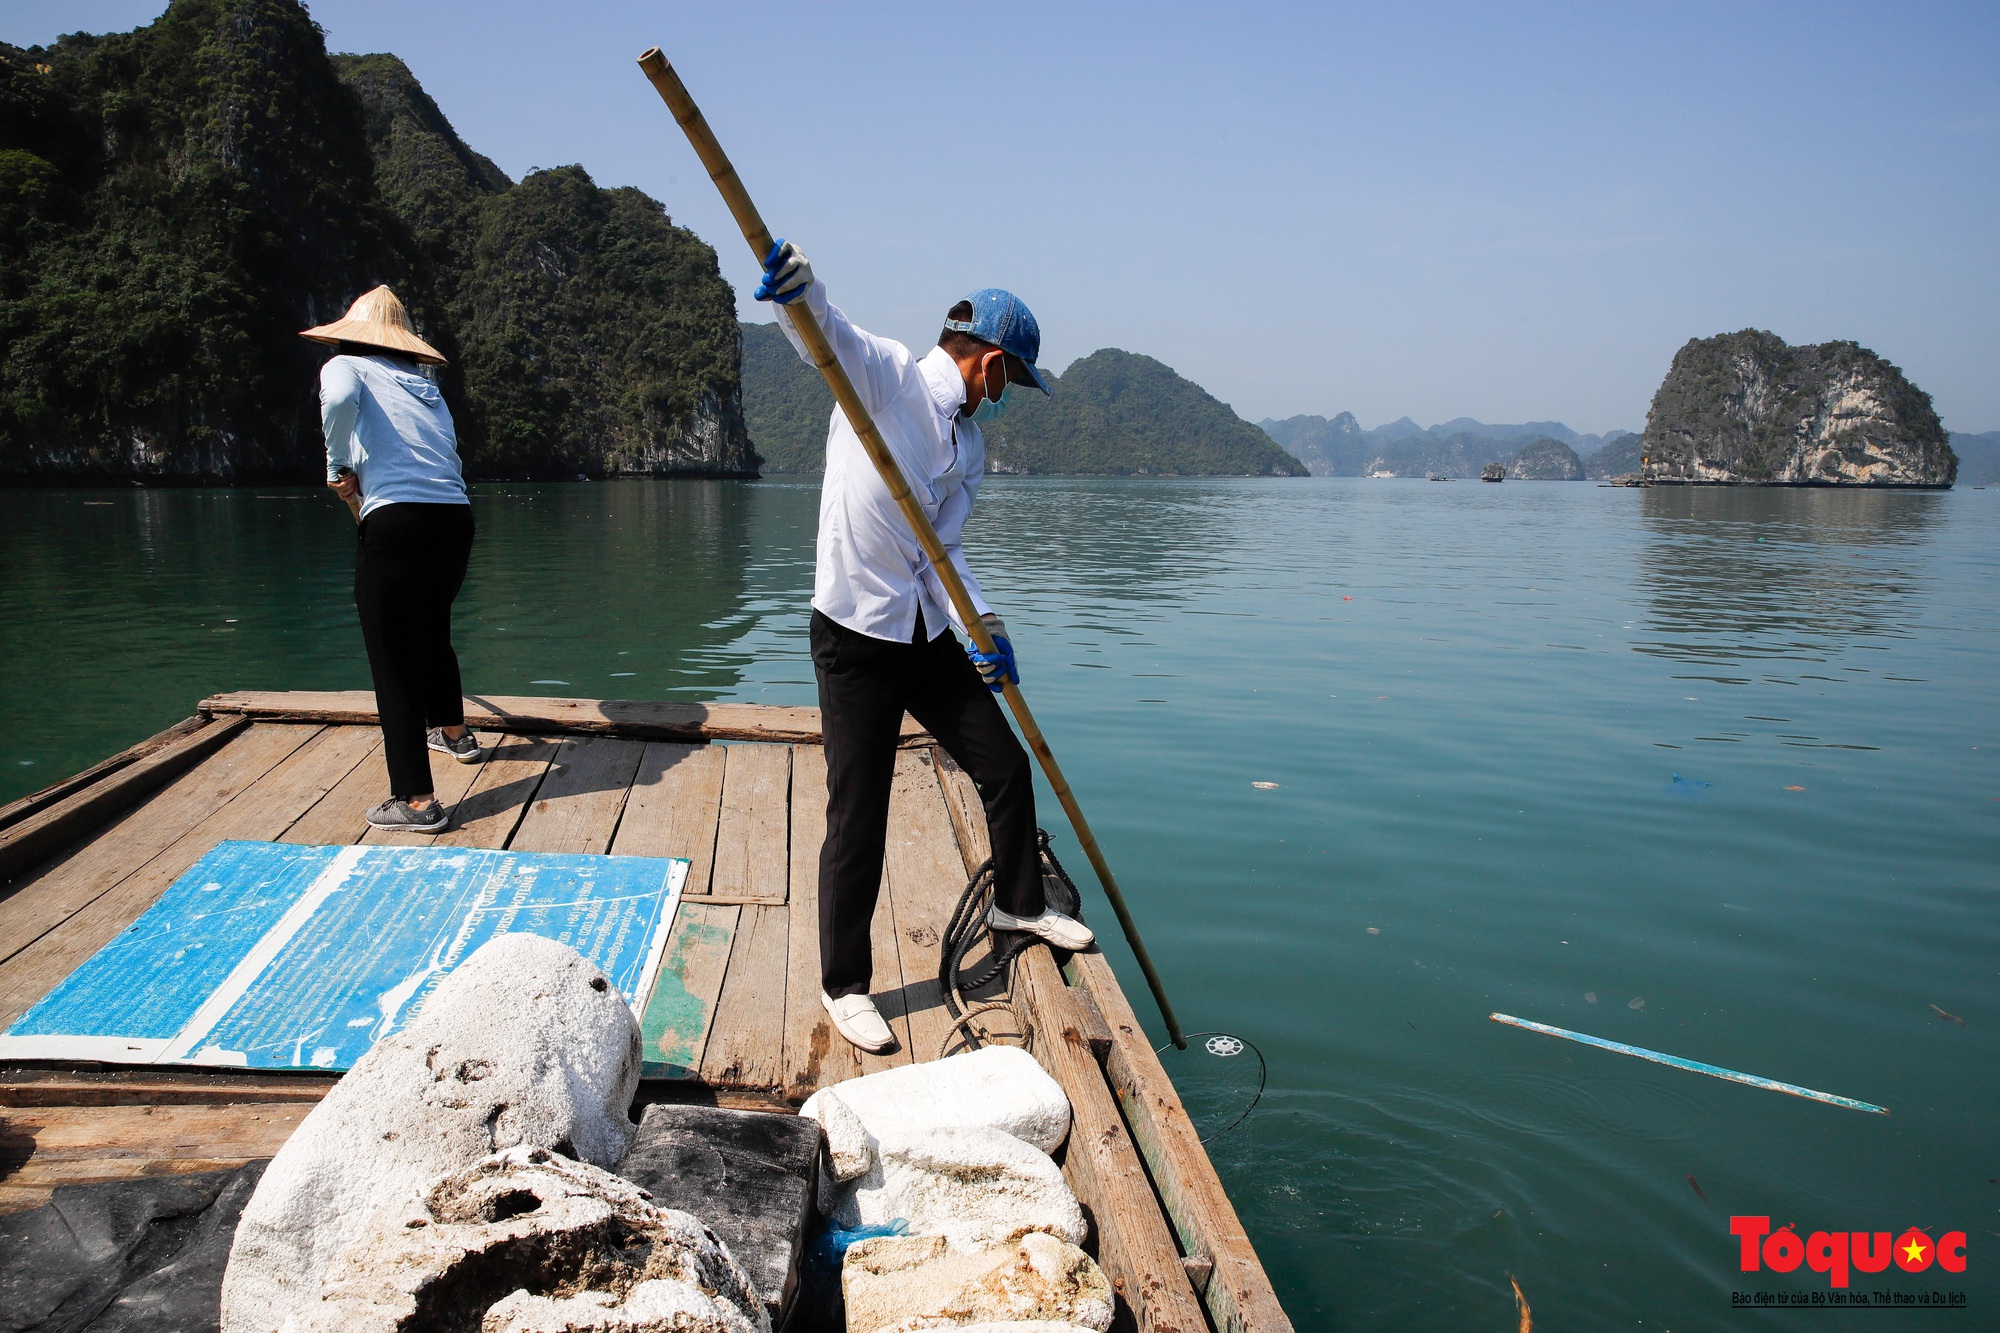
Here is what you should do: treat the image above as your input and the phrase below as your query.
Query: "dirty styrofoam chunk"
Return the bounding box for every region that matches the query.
[615,1103,821,1327]
[220,934,644,1333]
[485,1278,761,1332]
[294,1146,767,1333]
[841,1231,1113,1333]
[799,1046,1069,1159]
[833,1125,1084,1253]
[810,1089,874,1182]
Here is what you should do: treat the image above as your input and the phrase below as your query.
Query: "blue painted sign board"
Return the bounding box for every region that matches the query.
[0,841,687,1070]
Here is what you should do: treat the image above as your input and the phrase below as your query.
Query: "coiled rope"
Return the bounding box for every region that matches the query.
[935,829,1082,1059]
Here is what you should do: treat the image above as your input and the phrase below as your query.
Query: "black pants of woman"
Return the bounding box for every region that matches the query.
[354,502,474,799]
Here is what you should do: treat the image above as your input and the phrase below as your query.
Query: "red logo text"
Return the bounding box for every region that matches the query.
[1732,1216,1967,1289]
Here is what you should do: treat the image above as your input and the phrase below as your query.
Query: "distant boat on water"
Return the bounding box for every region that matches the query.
[1480,462,1506,482]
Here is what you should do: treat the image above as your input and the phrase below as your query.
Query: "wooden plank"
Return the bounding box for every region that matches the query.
[201,690,934,748]
[503,735,645,855]
[0,714,212,833]
[879,750,968,1065]
[0,1068,333,1107]
[370,733,557,849]
[0,1102,311,1214]
[0,716,248,883]
[859,866,913,1074]
[1077,948,1295,1333]
[611,742,725,896]
[275,734,386,846]
[710,743,791,904]
[0,724,379,1029]
[781,746,864,1102]
[1018,946,1209,1333]
[0,724,321,971]
[698,903,788,1091]
[639,902,740,1078]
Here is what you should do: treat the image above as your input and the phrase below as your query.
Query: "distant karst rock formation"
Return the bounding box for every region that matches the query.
[1641,330,1955,487]
[743,329,1306,477]
[1509,437,1584,480]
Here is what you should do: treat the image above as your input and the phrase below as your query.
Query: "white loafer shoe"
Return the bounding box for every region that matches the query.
[821,991,894,1053]
[988,905,1094,951]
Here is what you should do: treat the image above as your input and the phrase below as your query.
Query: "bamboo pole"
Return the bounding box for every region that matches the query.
[637,48,1185,1048]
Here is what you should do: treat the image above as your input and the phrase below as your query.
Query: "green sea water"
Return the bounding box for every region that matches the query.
[3,478,1996,1328]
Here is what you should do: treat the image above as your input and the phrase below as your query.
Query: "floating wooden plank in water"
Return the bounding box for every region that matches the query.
[1489,1013,1890,1114]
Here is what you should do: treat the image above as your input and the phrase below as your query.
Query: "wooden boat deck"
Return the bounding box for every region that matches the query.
[0,691,1290,1332]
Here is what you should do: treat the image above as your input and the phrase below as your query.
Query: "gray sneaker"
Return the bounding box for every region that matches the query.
[366,798,448,833]
[427,728,484,764]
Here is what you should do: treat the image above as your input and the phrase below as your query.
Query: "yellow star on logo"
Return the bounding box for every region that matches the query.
[1901,1237,1928,1265]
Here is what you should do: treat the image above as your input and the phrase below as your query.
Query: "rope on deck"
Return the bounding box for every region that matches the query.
[935,829,1082,1059]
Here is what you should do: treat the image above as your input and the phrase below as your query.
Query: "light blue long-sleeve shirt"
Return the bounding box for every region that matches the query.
[320,354,469,519]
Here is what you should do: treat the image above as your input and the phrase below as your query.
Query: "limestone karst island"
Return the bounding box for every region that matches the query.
[1,2,1995,1332]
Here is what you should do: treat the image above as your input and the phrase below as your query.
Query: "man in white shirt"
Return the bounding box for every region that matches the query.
[759,241,1094,1053]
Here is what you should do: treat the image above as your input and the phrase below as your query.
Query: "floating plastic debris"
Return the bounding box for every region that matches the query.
[1489,1012,1889,1114]
[1628,997,1645,1011]
[1785,785,1806,791]
[1667,773,1712,798]
[1688,1173,1708,1203]
[1251,781,1279,790]
[1584,992,1598,1003]
[1930,1004,1965,1027]
[1366,927,1381,935]
[530,680,569,686]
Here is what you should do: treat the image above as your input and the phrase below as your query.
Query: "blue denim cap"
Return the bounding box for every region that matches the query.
[944,288,1053,395]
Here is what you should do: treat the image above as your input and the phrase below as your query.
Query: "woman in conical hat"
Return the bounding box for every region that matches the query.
[303,285,479,834]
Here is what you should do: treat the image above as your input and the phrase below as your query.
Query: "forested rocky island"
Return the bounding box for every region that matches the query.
[743,324,1306,477]
[1639,330,1956,487]
[0,0,753,483]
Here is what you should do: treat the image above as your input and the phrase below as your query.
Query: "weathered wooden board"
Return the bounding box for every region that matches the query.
[0,1101,311,1214]
[699,903,788,1091]
[879,750,967,1064]
[0,725,376,1028]
[1076,948,1294,1333]
[1018,947,1209,1332]
[275,735,386,847]
[202,691,934,748]
[0,714,214,833]
[611,742,725,895]
[506,735,645,855]
[639,902,739,1079]
[780,746,862,1101]
[710,744,791,904]
[0,725,319,969]
[390,734,557,849]
[0,1068,333,1108]
[0,715,249,885]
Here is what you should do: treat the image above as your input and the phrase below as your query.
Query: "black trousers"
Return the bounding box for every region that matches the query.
[354,502,474,799]
[812,608,1043,998]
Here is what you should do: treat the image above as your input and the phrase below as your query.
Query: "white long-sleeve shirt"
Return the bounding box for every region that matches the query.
[776,282,992,643]
[321,354,468,520]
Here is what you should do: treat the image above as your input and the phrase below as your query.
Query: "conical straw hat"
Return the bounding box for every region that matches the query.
[300,285,446,365]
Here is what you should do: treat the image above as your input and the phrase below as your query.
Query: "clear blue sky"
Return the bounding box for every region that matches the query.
[9,1,1998,435]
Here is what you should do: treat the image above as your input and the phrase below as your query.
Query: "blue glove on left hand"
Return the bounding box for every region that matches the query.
[754,239,812,304]
[967,615,1018,692]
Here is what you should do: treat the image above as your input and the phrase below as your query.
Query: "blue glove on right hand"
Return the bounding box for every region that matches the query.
[754,239,812,304]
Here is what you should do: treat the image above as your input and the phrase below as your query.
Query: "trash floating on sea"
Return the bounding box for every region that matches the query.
[531,679,569,685]
[1628,997,1645,1010]
[1667,773,1712,798]
[1489,1012,1889,1115]
[1687,1173,1708,1203]
[1366,927,1381,935]
[1251,781,1279,790]
[1585,992,1597,1003]
[1930,1004,1965,1027]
